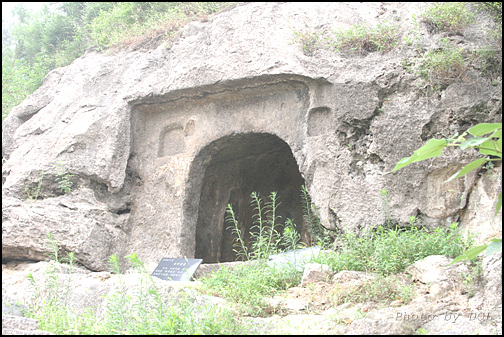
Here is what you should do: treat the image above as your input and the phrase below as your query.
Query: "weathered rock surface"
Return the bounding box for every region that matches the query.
[2,315,55,335]
[300,262,332,287]
[2,2,502,270]
[2,294,55,335]
[248,254,502,335]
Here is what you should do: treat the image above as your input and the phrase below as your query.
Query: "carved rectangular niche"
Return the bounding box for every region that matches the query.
[158,125,185,157]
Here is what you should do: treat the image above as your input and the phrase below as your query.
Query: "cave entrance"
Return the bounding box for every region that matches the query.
[194,133,308,263]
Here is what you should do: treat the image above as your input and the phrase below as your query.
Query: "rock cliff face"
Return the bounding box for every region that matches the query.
[2,2,502,271]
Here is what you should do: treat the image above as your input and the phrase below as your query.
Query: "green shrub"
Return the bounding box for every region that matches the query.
[314,223,473,275]
[291,28,321,56]
[24,171,44,202]
[54,161,74,194]
[421,2,475,34]
[215,190,306,316]
[199,261,301,317]
[419,41,466,86]
[96,253,245,335]
[331,21,401,54]
[404,37,468,91]
[89,2,236,50]
[2,3,238,120]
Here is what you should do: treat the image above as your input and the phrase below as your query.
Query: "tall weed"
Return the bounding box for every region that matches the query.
[227,191,305,261]
[26,235,245,334]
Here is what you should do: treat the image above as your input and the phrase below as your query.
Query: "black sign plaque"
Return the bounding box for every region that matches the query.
[151,258,203,281]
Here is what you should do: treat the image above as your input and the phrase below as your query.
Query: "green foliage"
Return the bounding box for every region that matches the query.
[300,185,332,247]
[314,223,473,276]
[477,2,502,24]
[390,123,501,212]
[24,171,44,202]
[451,238,502,265]
[227,191,306,262]
[282,218,305,253]
[403,14,422,50]
[330,21,401,54]
[402,3,501,93]
[225,204,249,261]
[421,2,475,34]
[199,261,301,317]
[102,254,129,334]
[390,122,502,262]
[2,2,238,120]
[96,252,245,334]
[216,190,310,316]
[291,28,321,56]
[402,37,469,92]
[460,260,484,298]
[2,54,51,120]
[26,234,245,335]
[377,189,393,227]
[250,191,282,260]
[26,233,78,334]
[418,39,466,87]
[54,161,74,194]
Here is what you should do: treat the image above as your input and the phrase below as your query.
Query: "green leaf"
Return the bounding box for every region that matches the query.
[450,244,488,264]
[490,129,501,139]
[478,140,502,157]
[496,192,502,217]
[460,137,490,150]
[467,123,502,136]
[443,158,487,183]
[389,138,446,172]
[485,239,502,255]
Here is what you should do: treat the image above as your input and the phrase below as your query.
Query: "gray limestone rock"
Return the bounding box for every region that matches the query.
[300,263,332,287]
[2,2,502,271]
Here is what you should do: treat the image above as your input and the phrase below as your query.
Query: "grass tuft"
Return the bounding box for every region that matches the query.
[330,21,401,54]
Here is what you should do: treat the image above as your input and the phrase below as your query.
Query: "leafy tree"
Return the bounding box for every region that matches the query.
[2,2,236,121]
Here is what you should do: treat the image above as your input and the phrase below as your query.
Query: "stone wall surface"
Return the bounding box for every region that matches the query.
[2,2,502,270]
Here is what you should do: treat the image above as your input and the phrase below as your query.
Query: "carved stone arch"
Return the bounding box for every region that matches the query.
[183,132,309,263]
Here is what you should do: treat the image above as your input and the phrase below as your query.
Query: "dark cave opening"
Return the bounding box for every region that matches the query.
[194,133,309,263]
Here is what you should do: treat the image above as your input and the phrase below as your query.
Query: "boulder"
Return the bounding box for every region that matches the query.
[300,263,332,287]
[406,255,469,284]
[2,295,26,317]
[2,315,55,335]
[2,2,502,271]
[406,255,470,300]
[468,251,502,326]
